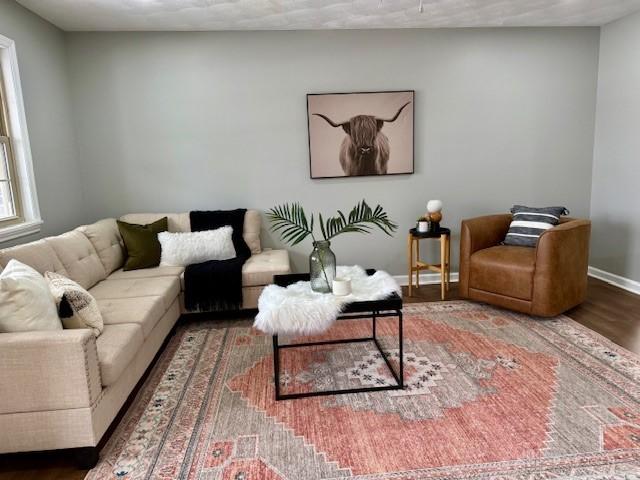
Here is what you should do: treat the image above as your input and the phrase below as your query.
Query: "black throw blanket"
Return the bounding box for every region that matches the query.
[184,209,251,312]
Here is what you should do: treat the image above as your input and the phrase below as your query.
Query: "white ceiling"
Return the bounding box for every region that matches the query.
[17,0,640,31]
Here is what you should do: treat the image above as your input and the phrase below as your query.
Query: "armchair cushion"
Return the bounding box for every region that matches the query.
[470,245,536,300]
[504,205,568,247]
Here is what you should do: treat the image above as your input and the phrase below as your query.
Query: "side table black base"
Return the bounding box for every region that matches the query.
[273,310,403,401]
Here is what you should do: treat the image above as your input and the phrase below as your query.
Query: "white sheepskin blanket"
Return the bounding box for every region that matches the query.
[254,265,401,336]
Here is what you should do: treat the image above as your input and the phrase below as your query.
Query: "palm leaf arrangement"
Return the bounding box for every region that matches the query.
[267,199,398,245]
[267,200,397,293]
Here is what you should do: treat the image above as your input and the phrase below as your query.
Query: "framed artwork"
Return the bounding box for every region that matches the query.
[307,90,414,179]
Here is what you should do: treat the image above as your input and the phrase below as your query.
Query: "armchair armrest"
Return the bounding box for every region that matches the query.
[532,219,591,316]
[459,214,512,296]
[0,329,102,414]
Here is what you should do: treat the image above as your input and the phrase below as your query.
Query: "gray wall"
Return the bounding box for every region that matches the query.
[66,28,599,274]
[591,11,640,282]
[0,1,85,245]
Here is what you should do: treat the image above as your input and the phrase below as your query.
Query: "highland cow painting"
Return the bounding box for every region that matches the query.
[307,91,414,179]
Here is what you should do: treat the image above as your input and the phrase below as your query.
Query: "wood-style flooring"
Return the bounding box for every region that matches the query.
[1,277,639,480]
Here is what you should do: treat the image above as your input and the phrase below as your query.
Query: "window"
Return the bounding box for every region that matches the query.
[0,71,21,224]
[0,34,41,242]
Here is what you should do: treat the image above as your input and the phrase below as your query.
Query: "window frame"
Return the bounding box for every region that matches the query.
[0,34,42,243]
[0,69,24,226]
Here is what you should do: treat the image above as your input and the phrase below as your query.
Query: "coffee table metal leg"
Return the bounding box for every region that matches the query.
[372,310,377,340]
[398,310,404,388]
[272,309,404,400]
[272,335,280,400]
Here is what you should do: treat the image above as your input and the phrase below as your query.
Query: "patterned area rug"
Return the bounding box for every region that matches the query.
[86,301,640,479]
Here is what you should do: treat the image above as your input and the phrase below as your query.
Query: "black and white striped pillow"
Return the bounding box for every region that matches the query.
[503,205,569,247]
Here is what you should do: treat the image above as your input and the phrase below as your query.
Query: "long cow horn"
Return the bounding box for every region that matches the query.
[312,113,345,128]
[377,101,411,123]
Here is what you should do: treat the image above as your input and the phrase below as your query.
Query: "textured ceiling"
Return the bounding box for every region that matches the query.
[17,0,640,31]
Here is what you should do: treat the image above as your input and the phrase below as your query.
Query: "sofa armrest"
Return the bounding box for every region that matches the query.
[532,219,591,316]
[0,329,102,414]
[459,214,512,296]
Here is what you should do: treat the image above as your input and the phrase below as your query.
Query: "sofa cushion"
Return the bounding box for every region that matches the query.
[470,245,536,301]
[90,276,180,310]
[119,213,190,233]
[45,231,107,290]
[108,266,184,281]
[0,239,67,276]
[177,249,290,290]
[242,249,290,287]
[97,296,165,339]
[78,219,124,274]
[244,210,261,255]
[96,323,144,386]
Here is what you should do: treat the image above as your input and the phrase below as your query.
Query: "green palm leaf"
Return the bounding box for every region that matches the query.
[267,200,398,247]
[322,199,398,241]
[266,202,314,246]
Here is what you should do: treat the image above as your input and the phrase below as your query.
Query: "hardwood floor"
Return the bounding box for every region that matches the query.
[1,277,638,480]
[404,277,640,355]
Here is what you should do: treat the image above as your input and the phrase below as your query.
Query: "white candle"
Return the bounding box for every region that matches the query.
[332,277,352,296]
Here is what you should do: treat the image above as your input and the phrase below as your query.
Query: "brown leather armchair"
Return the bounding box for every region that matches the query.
[459,214,591,317]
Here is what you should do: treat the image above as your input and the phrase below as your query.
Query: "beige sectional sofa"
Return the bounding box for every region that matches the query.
[0,210,289,464]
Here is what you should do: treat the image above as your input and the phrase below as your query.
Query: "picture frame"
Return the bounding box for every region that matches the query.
[307,90,415,179]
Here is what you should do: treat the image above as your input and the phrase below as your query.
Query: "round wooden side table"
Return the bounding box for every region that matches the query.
[407,227,451,300]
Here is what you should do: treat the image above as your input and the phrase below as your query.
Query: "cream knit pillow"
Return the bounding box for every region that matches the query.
[45,271,104,337]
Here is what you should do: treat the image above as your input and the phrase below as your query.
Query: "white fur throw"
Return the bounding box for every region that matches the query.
[159,227,236,266]
[254,265,401,336]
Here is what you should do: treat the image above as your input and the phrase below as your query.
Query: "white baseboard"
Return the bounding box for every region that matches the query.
[394,272,459,287]
[394,267,639,295]
[588,266,640,295]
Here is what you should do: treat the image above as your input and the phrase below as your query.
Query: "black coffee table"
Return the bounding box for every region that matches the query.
[272,270,404,401]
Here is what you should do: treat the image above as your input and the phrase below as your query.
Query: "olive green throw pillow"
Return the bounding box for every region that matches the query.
[117,217,168,271]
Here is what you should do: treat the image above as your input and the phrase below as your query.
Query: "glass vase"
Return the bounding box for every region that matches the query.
[309,240,336,293]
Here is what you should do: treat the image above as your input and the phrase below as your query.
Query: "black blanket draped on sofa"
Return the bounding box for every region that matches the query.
[184,209,251,312]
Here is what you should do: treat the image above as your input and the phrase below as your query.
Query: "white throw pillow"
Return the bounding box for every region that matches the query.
[0,259,62,332]
[45,271,104,337]
[158,226,237,267]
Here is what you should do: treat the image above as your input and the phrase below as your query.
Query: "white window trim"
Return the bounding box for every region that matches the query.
[0,33,41,243]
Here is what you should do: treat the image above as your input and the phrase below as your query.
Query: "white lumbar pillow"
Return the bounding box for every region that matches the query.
[0,259,62,332]
[45,271,104,337]
[158,226,236,267]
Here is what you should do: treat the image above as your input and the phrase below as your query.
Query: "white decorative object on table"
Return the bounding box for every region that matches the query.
[254,265,400,336]
[417,220,429,232]
[427,199,443,213]
[332,277,351,296]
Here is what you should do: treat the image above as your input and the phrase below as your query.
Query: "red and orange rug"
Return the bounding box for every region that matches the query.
[87,301,640,479]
